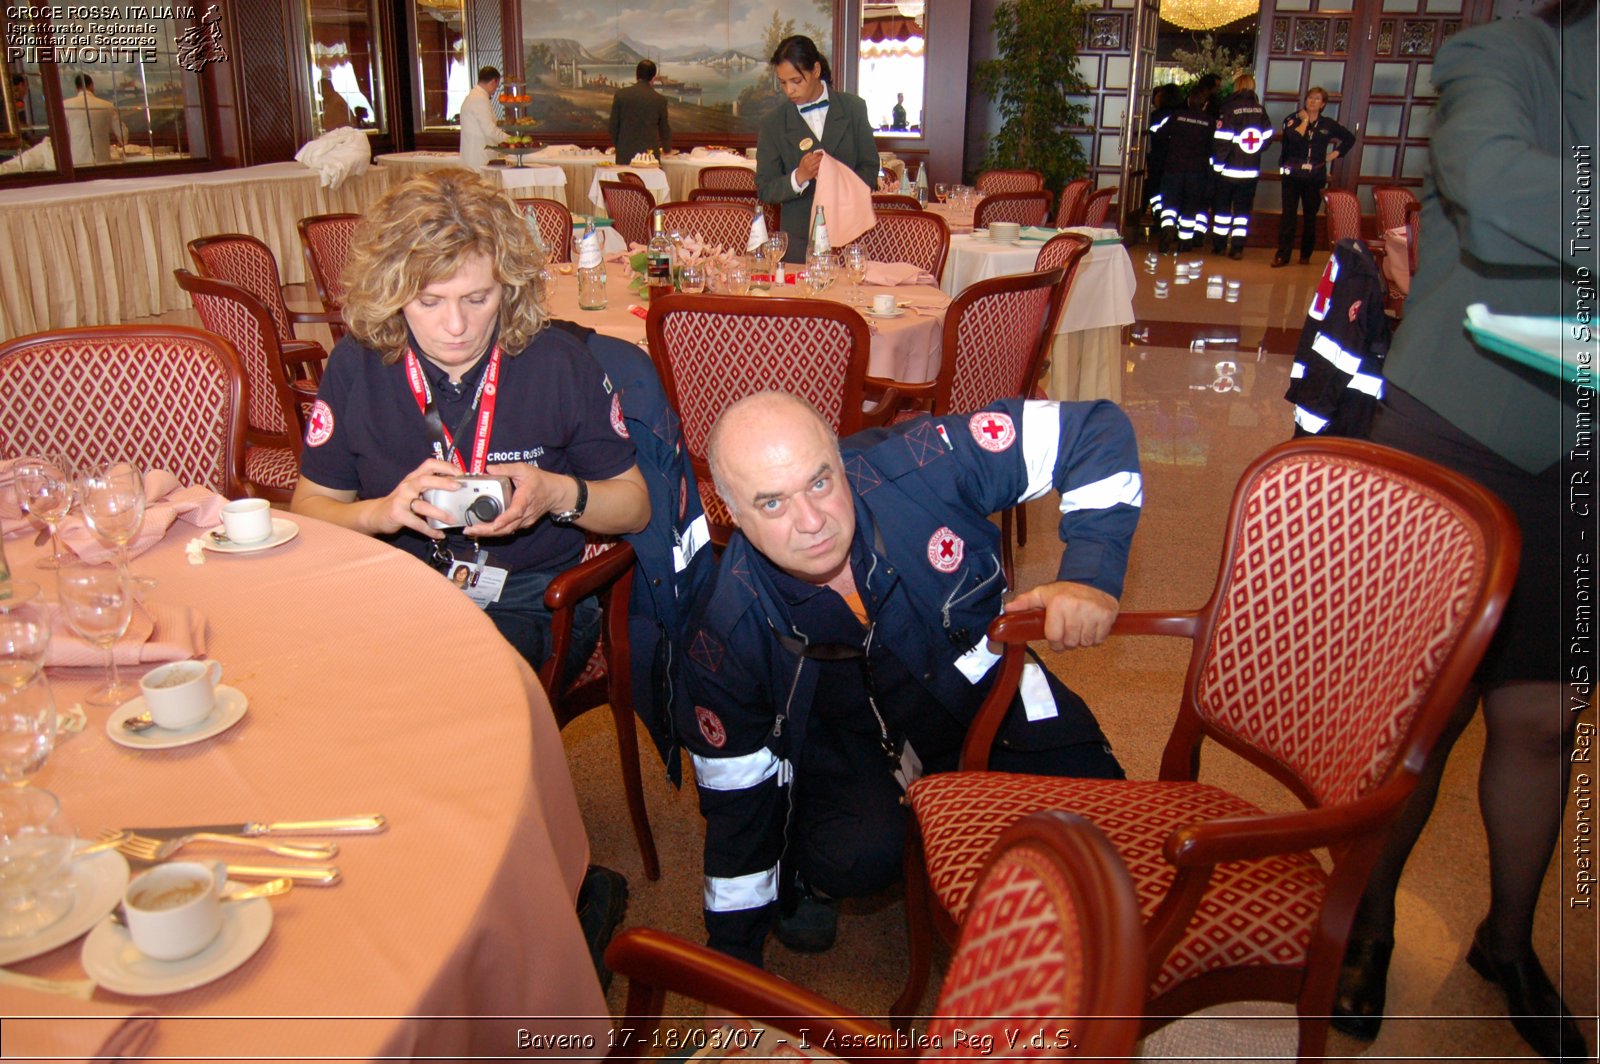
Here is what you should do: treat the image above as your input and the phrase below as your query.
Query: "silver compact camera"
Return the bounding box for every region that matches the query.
[423,475,513,529]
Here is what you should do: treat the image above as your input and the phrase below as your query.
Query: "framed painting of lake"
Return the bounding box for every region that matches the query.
[518,0,835,138]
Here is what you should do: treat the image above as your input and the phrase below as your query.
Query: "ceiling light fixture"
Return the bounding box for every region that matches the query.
[1159,0,1259,32]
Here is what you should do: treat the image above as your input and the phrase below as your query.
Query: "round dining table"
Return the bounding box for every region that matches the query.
[0,513,608,1059]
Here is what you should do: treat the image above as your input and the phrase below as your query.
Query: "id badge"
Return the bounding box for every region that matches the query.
[451,562,507,607]
[893,740,924,792]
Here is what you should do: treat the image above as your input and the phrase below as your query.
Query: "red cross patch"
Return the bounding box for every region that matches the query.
[1239,128,1266,153]
[610,393,629,438]
[968,411,1016,452]
[1309,256,1340,321]
[927,526,964,573]
[695,705,727,749]
[305,399,334,447]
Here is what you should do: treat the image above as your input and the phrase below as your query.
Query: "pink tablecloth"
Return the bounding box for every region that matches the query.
[0,517,607,1058]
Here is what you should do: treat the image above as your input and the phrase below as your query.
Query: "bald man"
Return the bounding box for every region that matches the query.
[681,393,1141,966]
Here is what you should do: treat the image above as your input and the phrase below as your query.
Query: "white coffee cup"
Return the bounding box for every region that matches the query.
[219,499,272,544]
[988,221,1020,245]
[139,659,223,729]
[123,859,227,960]
[872,293,897,315]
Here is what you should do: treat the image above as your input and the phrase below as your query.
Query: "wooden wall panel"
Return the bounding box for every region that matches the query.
[229,0,305,164]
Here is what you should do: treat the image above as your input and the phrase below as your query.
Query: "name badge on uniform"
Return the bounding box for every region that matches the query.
[451,561,507,608]
[798,137,814,151]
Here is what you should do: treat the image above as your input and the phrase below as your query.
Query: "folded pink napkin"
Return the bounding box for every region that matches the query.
[0,988,158,1061]
[46,600,208,668]
[863,261,936,287]
[812,154,875,247]
[0,463,226,562]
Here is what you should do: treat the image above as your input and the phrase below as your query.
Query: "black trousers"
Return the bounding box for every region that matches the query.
[1211,177,1259,252]
[1277,175,1325,260]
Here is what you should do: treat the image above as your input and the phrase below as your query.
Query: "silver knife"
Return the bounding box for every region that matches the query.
[121,853,342,886]
[124,815,387,838]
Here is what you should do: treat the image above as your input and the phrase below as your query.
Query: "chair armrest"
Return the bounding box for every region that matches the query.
[1112,610,1200,639]
[606,928,900,1061]
[1164,785,1400,867]
[865,374,933,399]
[281,339,328,366]
[288,307,345,328]
[544,541,635,610]
[860,384,903,428]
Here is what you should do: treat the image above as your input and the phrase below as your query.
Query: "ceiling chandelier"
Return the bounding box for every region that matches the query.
[1159,0,1259,32]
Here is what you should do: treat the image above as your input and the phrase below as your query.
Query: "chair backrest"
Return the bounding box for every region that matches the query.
[975,168,1044,195]
[187,234,295,342]
[174,269,303,450]
[0,325,246,497]
[1404,199,1421,275]
[1054,178,1093,228]
[1373,185,1418,234]
[925,811,1144,1060]
[1034,232,1093,340]
[1323,188,1364,245]
[1182,438,1519,808]
[847,209,951,282]
[296,213,360,315]
[658,201,756,254]
[600,181,655,246]
[514,197,574,264]
[974,190,1051,229]
[697,165,756,192]
[871,193,922,212]
[687,188,780,235]
[617,170,649,190]
[1081,186,1118,228]
[934,267,1062,415]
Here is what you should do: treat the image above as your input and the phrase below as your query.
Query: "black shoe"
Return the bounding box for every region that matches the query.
[1271,254,1290,268]
[576,865,629,992]
[1467,924,1589,1063]
[1228,247,1245,260]
[1330,933,1394,1041]
[1300,254,1314,264]
[774,893,838,953]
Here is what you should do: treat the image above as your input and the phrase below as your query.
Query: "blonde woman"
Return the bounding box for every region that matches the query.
[291,168,648,672]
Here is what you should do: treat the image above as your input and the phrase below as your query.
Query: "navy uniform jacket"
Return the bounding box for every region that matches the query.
[1285,239,1390,438]
[678,400,1141,962]
[1277,113,1355,179]
[1212,89,1274,180]
[755,87,878,259]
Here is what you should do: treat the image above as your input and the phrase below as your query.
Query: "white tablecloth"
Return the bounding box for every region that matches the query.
[375,152,567,201]
[585,166,673,212]
[660,152,756,201]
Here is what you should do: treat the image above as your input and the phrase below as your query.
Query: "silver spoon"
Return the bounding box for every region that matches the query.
[110,877,293,926]
[122,712,158,733]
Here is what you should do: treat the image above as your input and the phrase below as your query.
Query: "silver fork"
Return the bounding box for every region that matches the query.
[115,830,337,862]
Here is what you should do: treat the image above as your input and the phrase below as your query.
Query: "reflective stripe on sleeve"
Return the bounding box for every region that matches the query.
[1311,331,1365,376]
[1059,471,1144,515]
[692,749,783,792]
[704,866,779,912]
[1290,361,1307,379]
[1294,406,1330,433]
[1349,372,1385,398]
[1018,400,1064,503]
[1218,165,1260,178]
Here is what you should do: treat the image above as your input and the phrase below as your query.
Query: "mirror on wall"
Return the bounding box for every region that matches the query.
[416,0,468,129]
[307,0,386,135]
[860,0,925,138]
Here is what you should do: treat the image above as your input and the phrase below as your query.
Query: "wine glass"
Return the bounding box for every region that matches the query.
[724,258,751,296]
[0,787,76,939]
[13,456,74,572]
[0,601,49,692]
[679,263,706,294]
[934,182,949,205]
[839,245,868,305]
[79,461,148,585]
[764,233,788,274]
[0,676,56,786]
[805,252,835,295]
[56,564,134,709]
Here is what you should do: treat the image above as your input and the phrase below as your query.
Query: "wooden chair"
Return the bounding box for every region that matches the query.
[1372,185,1419,236]
[645,294,893,546]
[174,269,307,502]
[973,190,1051,229]
[1327,188,1404,316]
[608,810,1146,1060]
[974,168,1044,195]
[1054,178,1093,228]
[513,197,574,264]
[846,208,951,282]
[0,325,246,498]
[616,170,650,191]
[696,165,756,192]
[600,180,655,247]
[295,213,359,341]
[1081,185,1118,228]
[687,187,779,236]
[658,201,757,254]
[871,193,923,212]
[893,437,1520,1063]
[187,233,337,379]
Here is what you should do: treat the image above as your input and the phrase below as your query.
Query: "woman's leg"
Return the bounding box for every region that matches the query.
[1275,178,1299,264]
[1299,180,1324,260]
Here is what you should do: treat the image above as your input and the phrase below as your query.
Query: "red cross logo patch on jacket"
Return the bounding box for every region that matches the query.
[968,411,1016,452]
[927,527,965,573]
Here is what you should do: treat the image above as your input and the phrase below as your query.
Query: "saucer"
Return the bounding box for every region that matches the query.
[107,687,249,750]
[201,518,299,554]
[81,888,272,996]
[865,307,906,319]
[0,847,129,965]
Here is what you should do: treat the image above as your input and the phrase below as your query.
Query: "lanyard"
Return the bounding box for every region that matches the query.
[403,345,501,474]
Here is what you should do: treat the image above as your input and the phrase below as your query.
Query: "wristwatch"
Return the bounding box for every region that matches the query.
[549,475,588,526]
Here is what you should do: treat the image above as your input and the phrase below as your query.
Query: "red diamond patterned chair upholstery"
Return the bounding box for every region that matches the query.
[687,188,780,237]
[892,437,1520,1061]
[974,168,1044,195]
[846,208,951,282]
[1325,188,1403,315]
[187,233,336,382]
[175,269,307,502]
[659,201,757,255]
[973,190,1051,229]
[1081,185,1118,228]
[0,326,246,499]
[511,197,573,264]
[600,180,656,247]
[871,193,923,212]
[541,536,659,879]
[606,810,1145,1061]
[696,165,757,192]
[645,293,889,547]
[1053,178,1093,228]
[295,213,359,342]
[1372,185,1418,235]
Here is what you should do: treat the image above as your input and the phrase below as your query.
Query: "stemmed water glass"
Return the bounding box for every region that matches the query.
[13,456,75,572]
[0,676,57,787]
[0,787,76,939]
[56,564,134,709]
[79,460,154,597]
[804,252,834,297]
[763,234,788,280]
[934,182,949,205]
[839,245,868,305]
[0,599,49,692]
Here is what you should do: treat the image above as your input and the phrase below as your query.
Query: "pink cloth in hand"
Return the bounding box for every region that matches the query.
[812,154,875,248]
[0,988,158,1062]
[0,463,226,562]
[862,261,936,287]
[47,599,208,668]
